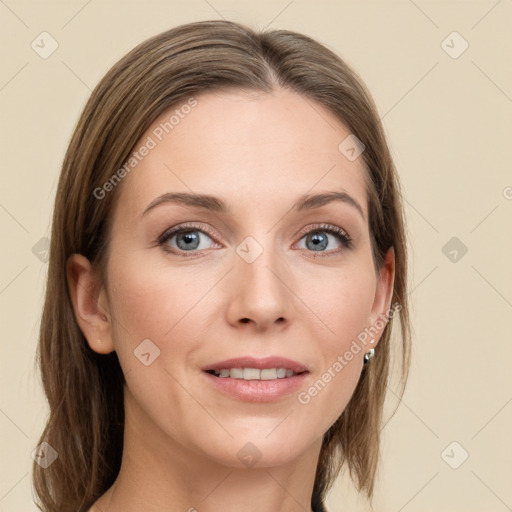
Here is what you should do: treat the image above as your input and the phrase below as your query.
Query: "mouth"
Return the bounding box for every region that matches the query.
[204,367,307,380]
[201,356,310,402]
[202,355,309,379]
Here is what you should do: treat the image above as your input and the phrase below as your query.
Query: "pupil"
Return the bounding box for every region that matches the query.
[178,231,199,249]
[309,233,327,251]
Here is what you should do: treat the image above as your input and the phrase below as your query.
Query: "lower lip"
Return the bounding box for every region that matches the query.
[202,371,309,402]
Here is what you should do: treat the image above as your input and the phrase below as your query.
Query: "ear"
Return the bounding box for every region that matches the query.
[66,253,115,354]
[367,247,395,347]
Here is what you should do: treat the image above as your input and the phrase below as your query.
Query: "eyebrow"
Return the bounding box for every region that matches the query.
[140,189,366,221]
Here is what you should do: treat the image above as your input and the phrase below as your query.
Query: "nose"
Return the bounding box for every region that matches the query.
[225,243,293,332]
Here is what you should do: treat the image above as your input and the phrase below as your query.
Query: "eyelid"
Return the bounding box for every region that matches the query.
[294,222,353,254]
[157,222,219,246]
[296,223,351,243]
[157,221,353,255]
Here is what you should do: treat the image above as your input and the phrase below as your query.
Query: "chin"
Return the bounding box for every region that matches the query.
[193,427,316,469]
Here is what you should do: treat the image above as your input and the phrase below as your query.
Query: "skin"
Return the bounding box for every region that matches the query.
[67,87,394,512]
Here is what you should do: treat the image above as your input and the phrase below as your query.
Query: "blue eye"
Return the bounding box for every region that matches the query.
[158,224,217,254]
[158,222,352,257]
[297,224,352,253]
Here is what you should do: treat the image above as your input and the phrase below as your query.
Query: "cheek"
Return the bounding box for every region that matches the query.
[294,266,376,429]
[105,254,207,436]
[306,263,377,347]
[107,251,209,345]
[105,250,222,402]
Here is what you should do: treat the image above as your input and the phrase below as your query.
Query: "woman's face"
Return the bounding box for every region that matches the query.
[99,87,393,468]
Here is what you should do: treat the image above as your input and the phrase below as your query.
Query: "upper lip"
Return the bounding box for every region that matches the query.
[202,356,309,373]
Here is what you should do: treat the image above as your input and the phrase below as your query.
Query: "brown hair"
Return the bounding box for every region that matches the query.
[32,19,411,512]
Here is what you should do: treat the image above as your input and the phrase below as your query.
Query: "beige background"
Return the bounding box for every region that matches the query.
[1,1,511,511]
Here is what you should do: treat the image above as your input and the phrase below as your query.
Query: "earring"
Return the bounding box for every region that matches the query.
[363,348,375,364]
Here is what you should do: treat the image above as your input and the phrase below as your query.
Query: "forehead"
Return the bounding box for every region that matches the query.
[113,88,369,221]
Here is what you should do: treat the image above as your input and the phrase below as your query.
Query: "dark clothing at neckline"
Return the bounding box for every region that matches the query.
[311,494,327,512]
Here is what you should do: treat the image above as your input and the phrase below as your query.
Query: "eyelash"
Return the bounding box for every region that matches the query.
[157,222,353,257]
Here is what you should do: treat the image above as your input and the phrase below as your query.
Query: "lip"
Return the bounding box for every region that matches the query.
[201,356,310,403]
[202,356,309,373]
[202,371,309,403]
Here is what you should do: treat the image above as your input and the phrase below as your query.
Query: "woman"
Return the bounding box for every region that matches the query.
[32,19,411,512]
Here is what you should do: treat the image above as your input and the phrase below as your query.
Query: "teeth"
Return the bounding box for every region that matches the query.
[213,367,299,380]
[230,368,244,379]
[260,369,277,380]
[243,368,260,380]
